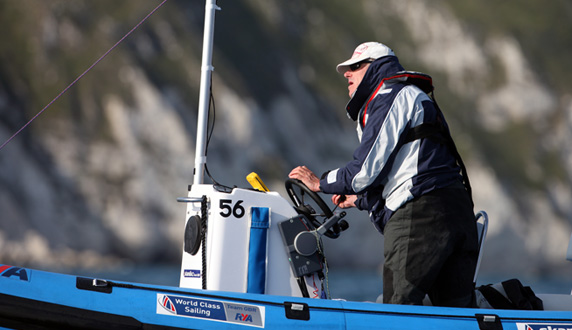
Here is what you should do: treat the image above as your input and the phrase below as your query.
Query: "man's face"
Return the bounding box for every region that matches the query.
[343,61,371,98]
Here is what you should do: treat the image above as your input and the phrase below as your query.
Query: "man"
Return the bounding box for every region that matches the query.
[289,42,478,307]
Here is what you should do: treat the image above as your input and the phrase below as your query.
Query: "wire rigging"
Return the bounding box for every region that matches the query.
[0,0,169,152]
[204,84,219,185]
[203,80,233,190]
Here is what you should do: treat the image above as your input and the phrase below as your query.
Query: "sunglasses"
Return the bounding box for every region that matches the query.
[349,60,373,71]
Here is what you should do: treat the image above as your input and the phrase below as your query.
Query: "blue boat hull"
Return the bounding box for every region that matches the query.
[1,264,572,329]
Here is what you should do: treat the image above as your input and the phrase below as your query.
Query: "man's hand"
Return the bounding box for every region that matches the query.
[332,194,357,209]
[288,166,321,192]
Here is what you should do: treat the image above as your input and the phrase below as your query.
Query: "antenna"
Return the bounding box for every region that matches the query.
[194,0,220,185]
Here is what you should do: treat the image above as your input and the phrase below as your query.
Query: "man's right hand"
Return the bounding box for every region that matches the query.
[332,194,357,209]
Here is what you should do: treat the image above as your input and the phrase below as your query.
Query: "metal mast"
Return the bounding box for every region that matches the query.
[193,0,220,185]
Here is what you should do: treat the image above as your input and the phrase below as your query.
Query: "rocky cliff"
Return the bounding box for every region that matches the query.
[1,0,572,278]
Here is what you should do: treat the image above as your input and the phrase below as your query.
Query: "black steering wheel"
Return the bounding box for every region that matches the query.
[285,178,343,239]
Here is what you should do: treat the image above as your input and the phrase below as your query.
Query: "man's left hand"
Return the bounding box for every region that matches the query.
[288,166,321,192]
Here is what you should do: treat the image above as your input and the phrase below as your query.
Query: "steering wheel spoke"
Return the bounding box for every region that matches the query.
[285,178,342,239]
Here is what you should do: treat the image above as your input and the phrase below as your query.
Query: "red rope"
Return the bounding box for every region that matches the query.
[0,0,169,151]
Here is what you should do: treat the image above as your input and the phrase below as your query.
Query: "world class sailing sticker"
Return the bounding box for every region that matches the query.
[517,323,572,330]
[157,293,265,327]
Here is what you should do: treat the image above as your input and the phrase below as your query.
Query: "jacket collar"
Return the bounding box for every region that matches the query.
[345,56,404,121]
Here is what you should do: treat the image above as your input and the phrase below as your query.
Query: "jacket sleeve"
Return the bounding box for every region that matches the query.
[354,185,385,211]
[319,86,419,195]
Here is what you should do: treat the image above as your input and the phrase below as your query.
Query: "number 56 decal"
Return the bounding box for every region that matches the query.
[219,199,245,218]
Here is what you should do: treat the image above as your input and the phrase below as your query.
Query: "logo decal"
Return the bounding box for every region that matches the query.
[517,323,572,330]
[235,313,253,323]
[352,43,369,58]
[159,295,177,314]
[156,294,265,327]
[183,269,201,278]
[0,265,30,282]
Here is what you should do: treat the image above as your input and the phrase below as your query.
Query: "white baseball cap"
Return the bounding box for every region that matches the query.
[336,42,395,73]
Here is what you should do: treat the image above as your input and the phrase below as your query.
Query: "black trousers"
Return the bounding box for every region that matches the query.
[382,182,478,307]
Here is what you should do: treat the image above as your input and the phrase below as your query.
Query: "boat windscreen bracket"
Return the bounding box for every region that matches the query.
[476,314,503,330]
[284,302,310,321]
[76,277,112,294]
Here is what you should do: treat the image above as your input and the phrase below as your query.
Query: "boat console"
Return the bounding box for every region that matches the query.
[177,177,349,299]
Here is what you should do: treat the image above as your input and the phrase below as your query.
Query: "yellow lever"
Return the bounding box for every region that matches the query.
[246,172,269,192]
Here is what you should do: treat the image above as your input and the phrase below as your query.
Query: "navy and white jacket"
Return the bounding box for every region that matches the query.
[319,56,463,233]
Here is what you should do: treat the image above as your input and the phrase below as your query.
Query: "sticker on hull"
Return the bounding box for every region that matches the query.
[0,265,30,282]
[156,293,265,327]
[517,323,572,330]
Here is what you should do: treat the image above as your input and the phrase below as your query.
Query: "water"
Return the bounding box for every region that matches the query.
[70,265,384,301]
[326,269,383,302]
[65,264,572,302]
